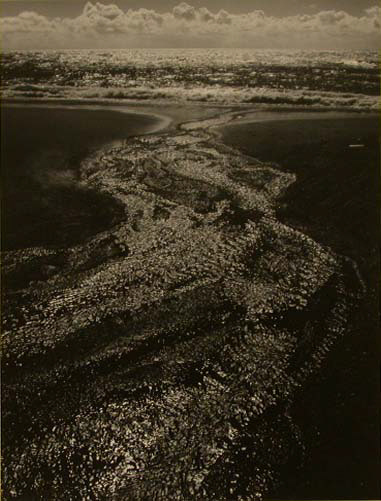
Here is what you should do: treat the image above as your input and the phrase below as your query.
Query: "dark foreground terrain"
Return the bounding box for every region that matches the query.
[221,115,380,499]
[2,107,379,500]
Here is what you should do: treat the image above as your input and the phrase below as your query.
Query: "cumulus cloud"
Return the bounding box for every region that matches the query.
[173,2,196,21]
[1,2,380,49]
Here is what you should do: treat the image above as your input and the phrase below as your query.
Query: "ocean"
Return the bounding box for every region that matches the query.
[2,48,379,109]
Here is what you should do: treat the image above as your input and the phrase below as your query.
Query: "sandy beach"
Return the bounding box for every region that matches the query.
[1,104,170,250]
[2,101,379,500]
[218,112,380,498]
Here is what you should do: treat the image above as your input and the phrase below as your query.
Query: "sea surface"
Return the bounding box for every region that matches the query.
[1,48,379,109]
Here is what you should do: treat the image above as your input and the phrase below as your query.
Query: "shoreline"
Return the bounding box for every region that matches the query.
[3,98,377,156]
[3,95,377,125]
[2,100,173,135]
[4,100,377,254]
[2,100,379,500]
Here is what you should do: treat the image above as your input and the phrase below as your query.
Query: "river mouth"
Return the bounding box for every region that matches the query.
[2,105,379,500]
[1,105,163,250]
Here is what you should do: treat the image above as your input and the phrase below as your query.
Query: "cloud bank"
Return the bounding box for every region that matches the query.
[1,1,380,49]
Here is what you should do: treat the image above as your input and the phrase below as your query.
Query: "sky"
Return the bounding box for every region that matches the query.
[1,1,380,49]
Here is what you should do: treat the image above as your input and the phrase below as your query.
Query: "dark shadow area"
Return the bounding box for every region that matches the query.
[1,106,160,250]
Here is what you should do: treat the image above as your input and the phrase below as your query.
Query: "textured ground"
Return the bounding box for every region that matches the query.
[2,112,363,500]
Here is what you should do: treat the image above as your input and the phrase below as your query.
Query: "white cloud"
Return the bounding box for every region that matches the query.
[83,2,123,19]
[1,1,380,49]
[365,6,381,17]
[173,2,197,21]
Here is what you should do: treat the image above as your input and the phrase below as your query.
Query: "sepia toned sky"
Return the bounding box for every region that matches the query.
[1,0,380,49]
